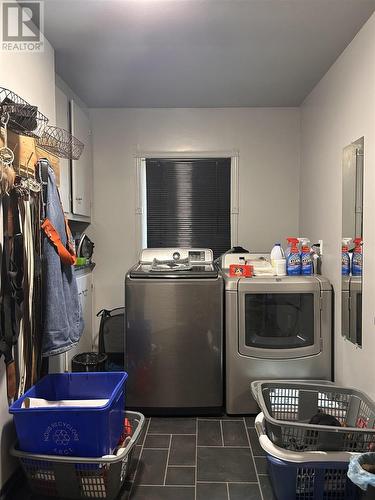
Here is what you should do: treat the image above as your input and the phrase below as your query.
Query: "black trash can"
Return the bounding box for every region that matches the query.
[72,352,108,372]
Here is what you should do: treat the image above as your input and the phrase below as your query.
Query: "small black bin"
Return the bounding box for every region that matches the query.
[72,352,108,372]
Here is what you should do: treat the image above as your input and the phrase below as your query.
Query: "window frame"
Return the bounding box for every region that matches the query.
[135,151,239,252]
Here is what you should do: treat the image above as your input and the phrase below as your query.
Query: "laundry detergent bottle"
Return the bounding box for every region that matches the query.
[286,238,301,275]
[300,239,313,275]
[352,238,363,276]
[341,239,351,276]
[270,243,285,265]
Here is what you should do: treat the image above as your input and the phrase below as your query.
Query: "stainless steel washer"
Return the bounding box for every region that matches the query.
[125,248,223,414]
[224,272,333,414]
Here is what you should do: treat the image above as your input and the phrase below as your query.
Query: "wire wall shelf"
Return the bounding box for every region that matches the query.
[37,125,84,160]
[0,88,48,138]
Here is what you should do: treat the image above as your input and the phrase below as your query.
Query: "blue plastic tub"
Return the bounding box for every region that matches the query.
[9,372,127,457]
[267,454,361,500]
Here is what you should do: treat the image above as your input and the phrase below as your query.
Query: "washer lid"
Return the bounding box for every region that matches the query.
[129,262,219,279]
[150,257,192,272]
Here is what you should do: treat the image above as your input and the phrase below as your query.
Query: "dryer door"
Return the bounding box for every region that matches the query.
[238,278,322,359]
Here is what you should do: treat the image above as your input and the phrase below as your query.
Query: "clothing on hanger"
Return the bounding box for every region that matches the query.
[38,161,84,357]
[0,175,44,399]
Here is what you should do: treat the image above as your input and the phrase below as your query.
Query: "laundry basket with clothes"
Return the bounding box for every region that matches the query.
[251,380,375,452]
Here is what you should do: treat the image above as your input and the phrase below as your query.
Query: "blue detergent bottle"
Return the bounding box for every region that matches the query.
[352,238,363,276]
[286,238,301,275]
[300,239,313,275]
[341,239,351,275]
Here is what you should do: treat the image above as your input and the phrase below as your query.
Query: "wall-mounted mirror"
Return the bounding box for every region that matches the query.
[342,137,364,346]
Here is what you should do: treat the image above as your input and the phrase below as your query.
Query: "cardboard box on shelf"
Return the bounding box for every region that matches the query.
[0,131,60,185]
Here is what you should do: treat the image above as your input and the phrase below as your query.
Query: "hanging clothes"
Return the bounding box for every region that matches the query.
[30,188,43,383]
[40,162,84,357]
[0,157,83,397]
[15,186,42,396]
[0,183,44,399]
[0,191,25,398]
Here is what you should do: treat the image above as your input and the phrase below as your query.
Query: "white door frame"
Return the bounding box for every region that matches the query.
[135,151,239,252]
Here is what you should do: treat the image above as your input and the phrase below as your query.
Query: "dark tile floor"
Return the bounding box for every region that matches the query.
[12,416,276,500]
[121,416,275,500]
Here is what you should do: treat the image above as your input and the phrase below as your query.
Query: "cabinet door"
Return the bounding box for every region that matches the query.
[71,100,92,217]
[66,273,93,369]
[77,272,93,353]
[55,86,71,213]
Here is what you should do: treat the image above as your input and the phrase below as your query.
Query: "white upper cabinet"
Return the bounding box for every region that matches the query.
[71,100,92,218]
[55,85,71,213]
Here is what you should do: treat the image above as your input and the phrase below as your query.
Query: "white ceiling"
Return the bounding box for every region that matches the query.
[44,0,375,107]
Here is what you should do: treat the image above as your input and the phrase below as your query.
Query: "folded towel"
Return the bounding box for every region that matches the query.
[22,397,109,408]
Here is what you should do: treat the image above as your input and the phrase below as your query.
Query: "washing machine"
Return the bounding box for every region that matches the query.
[224,271,333,414]
[125,248,223,414]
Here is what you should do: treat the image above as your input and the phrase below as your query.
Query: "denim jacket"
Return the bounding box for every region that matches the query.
[42,166,84,356]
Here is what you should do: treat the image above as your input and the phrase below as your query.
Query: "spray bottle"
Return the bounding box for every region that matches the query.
[300,239,313,275]
[286,238,301,275]
[341,238,351,276]
[352,238,363,276]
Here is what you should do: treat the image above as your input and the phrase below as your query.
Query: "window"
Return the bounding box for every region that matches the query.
[145,158,231,258]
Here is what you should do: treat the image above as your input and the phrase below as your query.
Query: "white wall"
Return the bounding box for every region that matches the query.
[300,14,375,397]
[0,41,55,489]
[56,74,89,116]
[90,108,300,317]
[0,45,55,124]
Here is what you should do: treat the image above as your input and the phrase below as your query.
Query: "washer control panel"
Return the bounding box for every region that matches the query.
[140,248,213,264]
[173,251,181,261]
[188,250,206,262]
